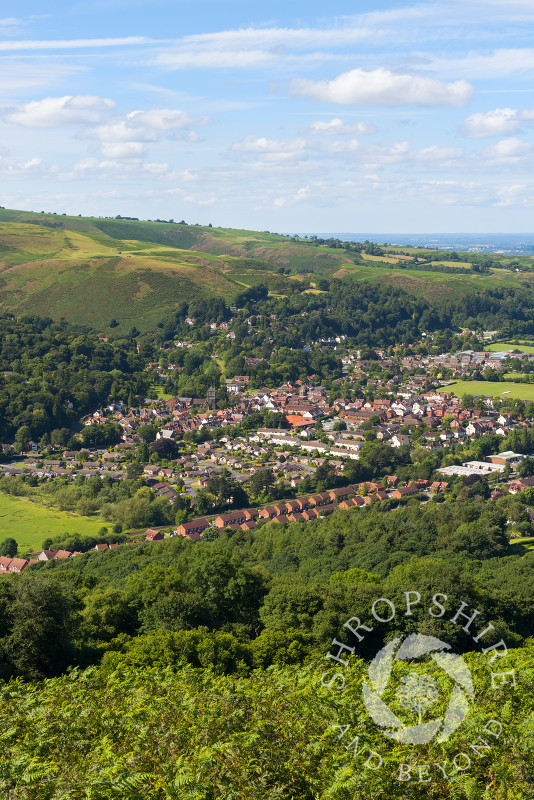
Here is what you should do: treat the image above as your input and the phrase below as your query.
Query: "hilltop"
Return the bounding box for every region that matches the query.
[1,207,534,331]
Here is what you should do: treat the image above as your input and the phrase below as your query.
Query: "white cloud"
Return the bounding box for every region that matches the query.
[483,136,532,162]
[290,68,473,107]
[156,49,276,70]
[428,49,534,80]
[0,36,150,51]
[307,117,377,135]
[0,61,88,92]
[231,136,308,163]
[3,96,116,127]
[90,108,207,144]
[0,154,46,178]
[493,184,534,207]
[463,108,519,138]
[462,107,534,138]
[416,145,463,163]
[100,142,146,159]
[177,25,377,51]
[232,135,306,154]
[327,138,362,153]
[0,17,22,34]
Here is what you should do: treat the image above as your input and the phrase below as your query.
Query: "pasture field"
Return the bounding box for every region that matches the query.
[485,341,534,353]
[0,493,106,554]
[439,381,534,401]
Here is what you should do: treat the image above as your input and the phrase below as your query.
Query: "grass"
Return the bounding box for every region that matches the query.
[439,381,534,401]
[151,384,174,401]
[0,493,106,554]
[485,342,534,353]
[509,536,534,555]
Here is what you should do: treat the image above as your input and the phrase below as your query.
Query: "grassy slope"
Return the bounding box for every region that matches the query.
[2,207,534,329]
[0,493,105,553]
[337,261,534,301]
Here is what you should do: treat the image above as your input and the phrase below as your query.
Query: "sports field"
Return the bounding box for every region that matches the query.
[439,381,534,401]
[0,493,106,554]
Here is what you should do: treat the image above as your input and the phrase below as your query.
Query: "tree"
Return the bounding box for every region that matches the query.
[150,438,179,458]
[0,538,17,558]
[2,579,79,679]
[15,425,31,452]
[195,490,214,516]
[248,469,275,500]
[126,461,144,481]
[517,458,534,478]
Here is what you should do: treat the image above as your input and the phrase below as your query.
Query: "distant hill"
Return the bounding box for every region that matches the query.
[0,207,533,332]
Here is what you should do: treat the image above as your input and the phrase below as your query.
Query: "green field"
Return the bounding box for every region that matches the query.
[485,341,534,353]
[151,384,174,401]
[439,381,534,400]
[0,493,106,554]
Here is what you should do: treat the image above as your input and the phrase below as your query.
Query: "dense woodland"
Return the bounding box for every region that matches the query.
[0,316,147,444]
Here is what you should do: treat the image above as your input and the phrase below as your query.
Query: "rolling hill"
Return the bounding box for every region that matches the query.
[1,207,534,331]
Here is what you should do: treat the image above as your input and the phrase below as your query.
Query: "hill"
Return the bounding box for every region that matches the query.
[1,207,534,331]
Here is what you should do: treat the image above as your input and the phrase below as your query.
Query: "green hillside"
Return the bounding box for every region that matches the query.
[1,207,534,331]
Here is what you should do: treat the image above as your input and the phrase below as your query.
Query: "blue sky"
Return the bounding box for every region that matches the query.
[2,0,534,232]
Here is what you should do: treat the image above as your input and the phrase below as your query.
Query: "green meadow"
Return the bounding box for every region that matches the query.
[485,341,534,353]
[439,381,534,401]
[0,494,106,554]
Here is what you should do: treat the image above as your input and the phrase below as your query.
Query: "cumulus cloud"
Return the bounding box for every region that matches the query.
[416,145,463,161]
[483,136,532,162]
[462,107,534,138]
[290,68,474,107]
[3,96,116,127]
[307,117,377,135]
[0,154,46,178]
[326,138,362,153]
[89,109,207,145]
[231,135,308,163]
[100,142,147,159]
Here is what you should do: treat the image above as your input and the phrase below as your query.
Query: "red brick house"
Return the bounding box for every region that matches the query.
[145,529,165,541]
[392,485,420,499]
[176,519,209,537]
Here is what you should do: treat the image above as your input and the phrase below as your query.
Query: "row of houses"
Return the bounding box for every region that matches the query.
[176,479,449,540]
